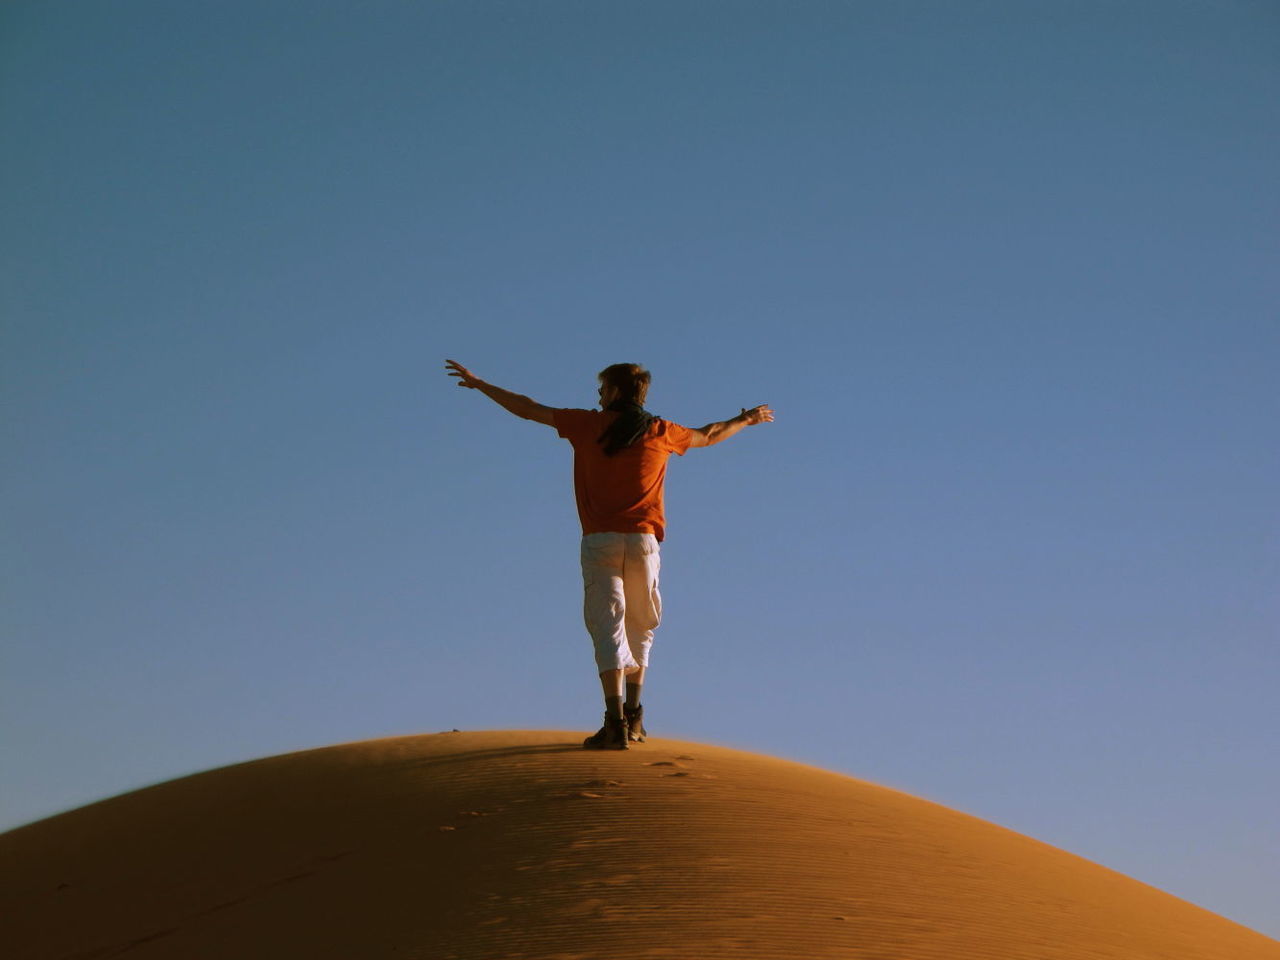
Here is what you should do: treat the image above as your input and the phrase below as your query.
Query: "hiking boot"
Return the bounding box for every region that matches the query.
[583,714,629,750]
[624,705,647,743]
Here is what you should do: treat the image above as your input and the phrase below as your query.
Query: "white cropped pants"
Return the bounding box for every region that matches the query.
[579,532,663,673]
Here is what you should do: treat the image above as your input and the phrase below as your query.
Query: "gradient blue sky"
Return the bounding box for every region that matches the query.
[3,0,1277,938]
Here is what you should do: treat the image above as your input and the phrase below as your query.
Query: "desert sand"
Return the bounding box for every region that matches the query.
[2,730,1276,959]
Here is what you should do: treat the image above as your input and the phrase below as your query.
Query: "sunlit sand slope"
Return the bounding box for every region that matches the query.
[3,730,1276,960]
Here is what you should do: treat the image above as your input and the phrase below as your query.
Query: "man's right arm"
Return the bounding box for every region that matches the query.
[687,404,774,447]
[445,359,556,426]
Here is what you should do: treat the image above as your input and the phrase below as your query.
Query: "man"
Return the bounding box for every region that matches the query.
[445,359,773,750]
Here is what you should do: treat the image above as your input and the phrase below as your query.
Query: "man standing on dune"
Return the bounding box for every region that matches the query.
[445,359,774,750]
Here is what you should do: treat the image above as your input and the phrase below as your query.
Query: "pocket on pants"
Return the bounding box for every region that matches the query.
[581,535,622,572]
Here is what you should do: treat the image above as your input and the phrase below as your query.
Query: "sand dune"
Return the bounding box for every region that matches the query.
[2,730,1276,959]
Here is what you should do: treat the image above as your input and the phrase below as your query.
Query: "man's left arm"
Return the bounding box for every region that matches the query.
[687,404,774,447]
[445,359,556,426]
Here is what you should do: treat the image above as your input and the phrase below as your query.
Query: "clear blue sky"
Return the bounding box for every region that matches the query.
[3,0,1277,938]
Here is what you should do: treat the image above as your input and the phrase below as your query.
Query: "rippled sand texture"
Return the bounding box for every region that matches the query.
[3,730,1277,960]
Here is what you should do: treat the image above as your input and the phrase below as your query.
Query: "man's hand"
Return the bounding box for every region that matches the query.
[446,359,483,389]
[739,404,774,426]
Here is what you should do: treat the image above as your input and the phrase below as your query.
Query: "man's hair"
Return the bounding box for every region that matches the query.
[598,363,651,404]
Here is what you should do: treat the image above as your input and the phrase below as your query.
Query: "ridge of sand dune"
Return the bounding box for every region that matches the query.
[2,730,1276,960]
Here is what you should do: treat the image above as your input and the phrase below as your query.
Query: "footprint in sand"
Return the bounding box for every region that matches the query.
[647,760,696,777]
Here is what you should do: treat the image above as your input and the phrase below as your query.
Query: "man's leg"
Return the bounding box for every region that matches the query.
[625,664,647,698]
[581,534,635,750]
[623,665,647,742]
[581,534,640,672]
[598,668,625,719]
[621,534,662,741]
[583,666,628,750]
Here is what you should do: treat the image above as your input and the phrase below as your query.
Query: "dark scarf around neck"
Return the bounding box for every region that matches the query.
[598,399,656,456]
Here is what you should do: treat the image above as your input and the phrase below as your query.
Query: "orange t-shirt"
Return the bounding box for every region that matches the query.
[554,409,694,541]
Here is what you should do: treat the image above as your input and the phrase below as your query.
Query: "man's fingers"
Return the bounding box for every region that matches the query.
[445,359,478,386]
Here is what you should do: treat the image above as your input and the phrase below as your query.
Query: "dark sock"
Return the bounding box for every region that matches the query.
[604,696,624,720]
[625,683,643,710]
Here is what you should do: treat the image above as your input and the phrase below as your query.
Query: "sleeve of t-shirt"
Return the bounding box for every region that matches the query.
[662,420,695,456]
[554,408,594,442]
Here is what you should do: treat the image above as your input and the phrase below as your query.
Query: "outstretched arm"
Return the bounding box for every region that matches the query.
[688,404,774,447]
[445,359,556,426]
